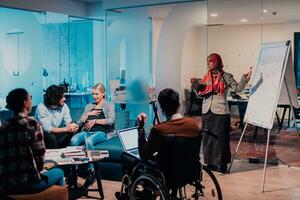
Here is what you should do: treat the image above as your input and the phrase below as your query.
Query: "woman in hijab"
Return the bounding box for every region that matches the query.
[194,53,251,173]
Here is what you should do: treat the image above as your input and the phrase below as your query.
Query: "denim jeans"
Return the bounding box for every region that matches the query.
[7,168,65,194]
[70,131,107,150]
[33,168,65,190]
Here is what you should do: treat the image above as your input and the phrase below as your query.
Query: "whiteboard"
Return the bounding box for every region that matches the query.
[244,41,290,129]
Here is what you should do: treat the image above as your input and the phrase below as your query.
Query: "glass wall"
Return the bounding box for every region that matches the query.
[0,7,105,121]
[43,13,105,93]
[106,7,153,121]
[42,12,69,90]
[261,0,300,107]
[105,1,207,122]
[0,7,45,107]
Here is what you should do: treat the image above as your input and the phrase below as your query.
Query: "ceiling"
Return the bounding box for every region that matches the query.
[207,0,300,25]
[70,0,300,25]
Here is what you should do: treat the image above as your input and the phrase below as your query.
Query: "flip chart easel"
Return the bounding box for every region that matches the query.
[228,41,298,192]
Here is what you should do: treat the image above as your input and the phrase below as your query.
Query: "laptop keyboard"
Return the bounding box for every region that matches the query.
[130,149,139,155]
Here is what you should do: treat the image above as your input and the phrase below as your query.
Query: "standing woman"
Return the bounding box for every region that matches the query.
[70,83,115,187]
[194,53,251,173]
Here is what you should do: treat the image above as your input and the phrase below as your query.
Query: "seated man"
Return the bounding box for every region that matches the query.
[0,88,64,195]
[35,85,78,149]
[121,88,201,181]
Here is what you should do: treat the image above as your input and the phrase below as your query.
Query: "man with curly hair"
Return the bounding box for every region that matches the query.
[35,85,78,149]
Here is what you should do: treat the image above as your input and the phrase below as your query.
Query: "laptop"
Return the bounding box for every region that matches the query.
[118,127,140,158]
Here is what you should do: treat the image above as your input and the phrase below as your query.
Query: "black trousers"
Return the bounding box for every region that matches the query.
[44,132,73,149]
[120,152,141,176]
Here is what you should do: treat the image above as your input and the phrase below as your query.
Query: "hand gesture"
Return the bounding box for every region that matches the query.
[83,119,96,131]
[68,123,79,133]
[137,113,147,128]
[244,66,252,80]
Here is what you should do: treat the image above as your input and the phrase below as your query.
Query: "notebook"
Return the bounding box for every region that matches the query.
[118,127,140,158]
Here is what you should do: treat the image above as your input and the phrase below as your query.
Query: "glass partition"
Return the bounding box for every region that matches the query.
[106,7,153,121]
[261,0,300,89]
[0,7,45,107]
[43,14,105,92]
[0,7,105,122]
[43,12,69,90]
[106,1,207,123]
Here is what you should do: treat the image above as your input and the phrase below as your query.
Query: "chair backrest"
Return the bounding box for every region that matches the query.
[156,135,201,189]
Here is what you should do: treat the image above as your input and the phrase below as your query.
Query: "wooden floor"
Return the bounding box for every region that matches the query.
[79,163,300,200]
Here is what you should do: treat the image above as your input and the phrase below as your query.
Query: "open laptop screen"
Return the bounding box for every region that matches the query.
[118,128,139,151]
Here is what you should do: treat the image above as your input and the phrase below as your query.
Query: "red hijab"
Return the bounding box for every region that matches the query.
[198,53,225,96]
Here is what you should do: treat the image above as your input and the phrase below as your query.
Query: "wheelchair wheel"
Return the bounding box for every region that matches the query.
[129,174,170,200]
[180,165,222,200]
[199,165,222,200]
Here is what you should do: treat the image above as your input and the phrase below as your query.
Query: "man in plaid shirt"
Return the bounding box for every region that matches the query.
[0,88,64,194]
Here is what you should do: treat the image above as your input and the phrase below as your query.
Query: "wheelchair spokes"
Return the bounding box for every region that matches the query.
[117,163,222,200]
[129,174,170,200]
[198,165,222,200]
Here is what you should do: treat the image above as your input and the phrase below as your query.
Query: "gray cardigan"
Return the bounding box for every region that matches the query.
[78,101,115,126]
[202,72,249,115]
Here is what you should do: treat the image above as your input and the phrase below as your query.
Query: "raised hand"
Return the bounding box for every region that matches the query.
[137,113,147,128]
[244,66,253,80]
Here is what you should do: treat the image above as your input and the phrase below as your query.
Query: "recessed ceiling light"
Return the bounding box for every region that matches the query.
[240,18,248,22]
[263,9,268,13]
[210,13,218,17]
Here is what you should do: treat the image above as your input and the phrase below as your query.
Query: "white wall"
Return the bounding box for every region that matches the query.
[203,22,300,83]
[180,27,202,91]
[206,24,261,81]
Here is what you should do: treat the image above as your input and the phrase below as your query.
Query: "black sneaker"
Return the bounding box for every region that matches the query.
[83,169,96,188]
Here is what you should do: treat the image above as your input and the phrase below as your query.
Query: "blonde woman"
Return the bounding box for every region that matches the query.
[70,83,115,187]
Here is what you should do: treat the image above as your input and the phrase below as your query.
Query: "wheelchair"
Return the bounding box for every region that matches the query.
[117,135,222,200]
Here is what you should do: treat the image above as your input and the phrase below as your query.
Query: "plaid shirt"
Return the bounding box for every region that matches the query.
[0,116,45,190]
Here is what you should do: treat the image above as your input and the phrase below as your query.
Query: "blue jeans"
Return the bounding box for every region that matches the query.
[8,168,65,194]
[32,168,65,190]
[70,131,107,150]
[70,131,107,169]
